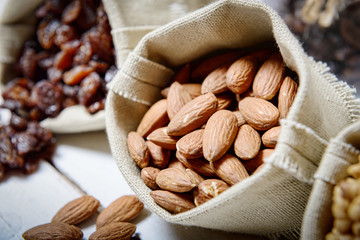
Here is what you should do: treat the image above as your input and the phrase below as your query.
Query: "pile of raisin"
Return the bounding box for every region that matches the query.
[0,0,116,181]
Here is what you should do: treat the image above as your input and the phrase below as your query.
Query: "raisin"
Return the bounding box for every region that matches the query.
[104,65,118,82]
[78,72,101,105]
[8,149,24,168]
[60,39,81,54]
[54,24,77,47]
[0,136,12,165]
[24,158,39,174]
[27,121,54,143]
[63,84,79,98]
[37,18,61,50]
[12,133,39,156]
[76,0,98,31]
[44,0,67,16]
[63,65,94,85]
[38,55,54,69]
[62,0,81,24]
[62,97,78,108]
[10,114,27,131]
[30,81,64,117]
[47,67,63,83]
[29,107,46,121]
[73,41,92,65]
[19,48,38,79]
[2,85,30,104]
[87,98,105,114]
[54,50,73,70]
[89,60,109,73]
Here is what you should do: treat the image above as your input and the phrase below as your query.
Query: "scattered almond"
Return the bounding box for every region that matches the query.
[89,222,136,240]
[22,222,83,240]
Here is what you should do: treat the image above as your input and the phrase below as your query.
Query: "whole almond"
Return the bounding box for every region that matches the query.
[96,195,144,229]
[167,93,218,136]
[191,50,243,81]
[52,195,100,225]
[203,110,238,162]
[167,81,192,120]
[234,124,261,160]
[252,53,285,100]
[278,76,298,119]
[216,92,234,110]
[232,110,246,126]
[150,190,195,213]
[262,126,281,148]
[176,129,204,159]
[22,222,83,240]
[212,153,249,185]
[201,64,229,94]
[238,97,280,131]
[168,157,186,171]
[147,127,180,150]
[136,99,169,137]
[161,83,202,99]
[243,149,274,173]
[127,131,149,168]
[141,167,160,190]
[89,222,136,240]
[185,168,204,186]
[194,179,230,206]
[146,141,170,169]
[176,151,216,177]
[156,168,195,193]
[226,55,258,94]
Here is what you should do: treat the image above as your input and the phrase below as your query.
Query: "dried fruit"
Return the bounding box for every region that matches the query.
[52,195,100,225]
[22,222,83,240]
[127,131,149,168]
[89,222,136,240]
[150,190,195,214]
[96,195,144,229]
[234,124,261,160]
[156,168,195,193]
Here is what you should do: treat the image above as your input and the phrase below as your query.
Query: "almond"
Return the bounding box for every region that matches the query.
[176,129,204,159]
[156,168,195,193]
[193,179,230,206]
[150,190,195,214]
[212,153,249,185]
[201,64,229,94]
[243,149,274,173]
[172,63,190,84]
[238,97,280,131]
[262,126,281,148]
[146,140,170,169]
[232,110,246,126]
[127,131,149,168]
[191,50,243,81]
[168,157,186,171]
[89,222,136,240]
[252,53,285,100]
[278,76,298,119]
[147,127,180,150]
[185,168,204,186]
[176,151,216,177]
[52,195,100,225]
[216,91,234,110]
[167,93,218,136]
[22,222,83,240]
[141,167,160,190]
[203,110,238,162]
[161,83,202,99]
[136,99,169,137]
[226,55,258,94]
[96,195,144,229]
[234,124,261,160]
[167,81,192,120]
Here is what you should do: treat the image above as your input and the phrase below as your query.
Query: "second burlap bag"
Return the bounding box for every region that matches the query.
[105,0,360,238]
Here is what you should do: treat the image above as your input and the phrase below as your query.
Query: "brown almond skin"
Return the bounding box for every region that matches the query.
[52,195,100,225]
[185,168,204,186]
[212,153,249,185]
[22,222,83,240]
[226,55,258,94]
[194,179,230,206]
[150,190,195,214]
[234,124,261,160]
[252,53,285,100]
[176,151,216,177]
[238,97,280,131]
[89,222,136,240]
[136,99,169,137]
[176,129,204,159]
[167,93,218,136]
[147,127,180,150]
[127,131,149,168]
[243,149,274,173]
[146,140,170,169]
[203,110,238,162]
[201,64,229,94]
[168,157,187,171]
[262,126,281,148]
[141,167,160,190]
[278,76,298,119]
[96,195,144,229]
[156,168,195,193]
[167,81,192,120]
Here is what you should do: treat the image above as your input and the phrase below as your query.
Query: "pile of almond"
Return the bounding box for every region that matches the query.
[127,47,299,214]
[22,195,143,240]
[326,156,360,239]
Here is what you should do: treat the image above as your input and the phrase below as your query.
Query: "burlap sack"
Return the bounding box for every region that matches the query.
[0,0,212,133]
[301,120,360,240]
[105,0,360,238]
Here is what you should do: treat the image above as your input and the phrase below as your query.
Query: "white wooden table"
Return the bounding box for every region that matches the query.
[0,130,264,240]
